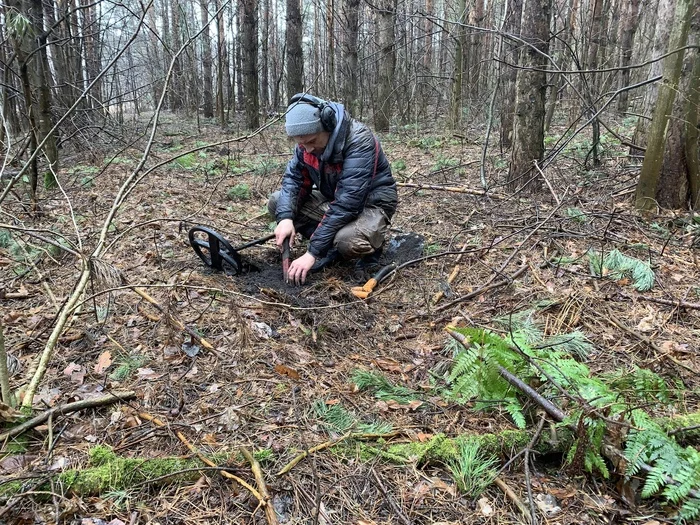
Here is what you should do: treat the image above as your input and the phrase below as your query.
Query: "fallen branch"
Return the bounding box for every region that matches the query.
[431,242,470,306]
[435,264,528,312]
[138,411,262,504]
[0,391,135,441]
[133,288,217,355]
[241,447,278,525]
[604,311,697,374]
[370,467,413,525]
[494,477,532,524]
[397,182,505,199]
[621,293,700,311]
[276,431,353,476]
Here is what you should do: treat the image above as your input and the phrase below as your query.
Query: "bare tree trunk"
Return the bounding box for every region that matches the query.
[687,26,700,209]
[617,0,642,114]
[236,0,244,106]
[201,0,214,118]
[374,0,396,131]
[468,0,485,98]
[635,0,693,210]
[655,4,699,208]
[327,0,336,97]
[286,0,303,98]
[630,0,675,154]
[450,0,467,129]
[260,0,269,110]
[241,0,260,128]
[341,0,360,114]
[215,0,226,123]
[500,0,523,149]
[508,0,551,192]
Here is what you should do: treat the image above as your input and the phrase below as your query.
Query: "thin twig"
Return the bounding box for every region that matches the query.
[435,264,528,312]
[137,412,263,504]
[370,467,413,525]
[494,477,532,523]
[241,447,278,525]
[397,182,506,199]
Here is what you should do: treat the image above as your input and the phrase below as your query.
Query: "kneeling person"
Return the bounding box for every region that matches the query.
[269,94,398,284]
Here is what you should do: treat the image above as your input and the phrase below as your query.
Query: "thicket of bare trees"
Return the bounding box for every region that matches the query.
[0,0,698,208]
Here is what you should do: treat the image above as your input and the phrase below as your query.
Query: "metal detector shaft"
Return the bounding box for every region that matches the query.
[234,233,275,251]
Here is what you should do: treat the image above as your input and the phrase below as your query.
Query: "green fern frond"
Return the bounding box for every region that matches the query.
[505,401,527,429]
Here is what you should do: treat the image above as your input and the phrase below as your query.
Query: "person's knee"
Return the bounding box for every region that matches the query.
[267,190,281,217]
[334,228,374,258]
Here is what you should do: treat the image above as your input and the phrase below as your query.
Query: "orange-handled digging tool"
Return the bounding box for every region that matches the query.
[351,263,397,299]
[281,238,291,281]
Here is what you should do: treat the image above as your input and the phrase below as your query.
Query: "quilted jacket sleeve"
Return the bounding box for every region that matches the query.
[275,148,312,222]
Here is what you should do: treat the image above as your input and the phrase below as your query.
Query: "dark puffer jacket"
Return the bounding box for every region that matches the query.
[275,101,398,258]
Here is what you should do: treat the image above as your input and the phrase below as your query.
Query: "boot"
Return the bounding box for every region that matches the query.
[310,248,340,272]
[352,247,383,282]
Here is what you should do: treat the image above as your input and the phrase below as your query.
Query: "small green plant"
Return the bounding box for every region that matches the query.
[391,159,407,172]
[173,153,198,169]
[110,354,145,381]
[80,176,95,188]
[444,321,700,519]
[650,222,671,239]
[446,440,498,496]
[587,249,655,291]
[313,400,393,435]
[565,207,589,223]
[253,449,274,464]
[351,370,419,405]
[0,229,12,248]
[431,155,459,172]
[227,183,251,200]
[423,243,441,255]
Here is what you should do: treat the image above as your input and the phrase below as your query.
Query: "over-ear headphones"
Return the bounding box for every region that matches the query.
[289,93,337,132]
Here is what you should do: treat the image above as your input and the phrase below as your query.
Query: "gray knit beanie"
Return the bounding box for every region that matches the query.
[285,103,324,137]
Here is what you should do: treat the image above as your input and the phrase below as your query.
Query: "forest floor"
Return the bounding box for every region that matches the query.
[1,111,699,525]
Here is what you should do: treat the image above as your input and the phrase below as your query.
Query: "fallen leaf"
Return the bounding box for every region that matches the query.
[0,454,37,473]
[373,357,403,373]
[136,367,162,380]
[417,432,433,442]
[64,362,85,384]
[407,400,423,411]
[274,364,300,379]
[477,496,494,516]
[0,401,21,422]
[94,350,112,375]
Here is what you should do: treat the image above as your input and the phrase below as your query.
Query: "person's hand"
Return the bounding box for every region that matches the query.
[287,252,316,285]
[274,219,296,250]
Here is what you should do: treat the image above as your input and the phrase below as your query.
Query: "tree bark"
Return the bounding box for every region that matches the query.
[450,0,467,129]
[286,0,303,98]
[617,0,642,114]
[374,0,396,131]
[508,0,551,192]
[635,0,694,210]
[241,0,260,128]
[341,0,360,115]
[630,0,675,155]
[500,0,523,149]
[200,0,214,118]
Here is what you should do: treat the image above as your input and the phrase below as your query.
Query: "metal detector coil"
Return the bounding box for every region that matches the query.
[188,226,242,274]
